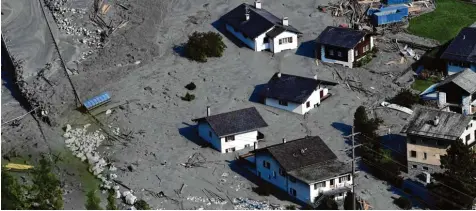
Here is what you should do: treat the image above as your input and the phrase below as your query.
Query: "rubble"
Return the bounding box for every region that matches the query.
[123,191,138,205]
[232,198,284,210]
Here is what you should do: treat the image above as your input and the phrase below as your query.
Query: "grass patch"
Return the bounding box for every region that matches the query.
[59,150,101,192]
[411,78,439,92]
[408,0,476,43]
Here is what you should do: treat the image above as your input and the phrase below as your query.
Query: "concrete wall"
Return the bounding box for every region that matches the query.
[309,174,353,202]
[220,130,258,153]
[265,97,303,114]
[320,45,354,68]
[198,122,222,152]
[447,62,476,75]
[271,31,298,53]
[226,24,255,51]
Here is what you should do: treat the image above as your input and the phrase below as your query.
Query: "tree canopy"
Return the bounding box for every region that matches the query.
[184,31,226,62]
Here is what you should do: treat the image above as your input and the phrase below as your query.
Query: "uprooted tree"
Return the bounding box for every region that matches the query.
[184,31,227,62]
[387,89,423,108]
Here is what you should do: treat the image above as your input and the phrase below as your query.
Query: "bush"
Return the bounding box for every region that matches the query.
[134,199,150,210]
[106,189,117,210]
[185,82,196,90]
[318,197,338,210]
[285,204,297,210]
[387,88,423,108]
[184,31,226,62]
[2,171,29,209]
[394,196,412,210]
[181,92,195,101]
[344,191,361,210]
[85,189,102,210]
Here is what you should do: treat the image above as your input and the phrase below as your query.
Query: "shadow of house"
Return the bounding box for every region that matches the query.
[172,44,186,57]
[331,122,352,137]
[248,84,267,104]
[295,40,316,58]
[387,178,437,209]
[178,123,210,148]
[415,41,451,74]
[211,19,248,49]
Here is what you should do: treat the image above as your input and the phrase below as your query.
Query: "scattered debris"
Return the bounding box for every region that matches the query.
[232,198,284,210]
[181,152,207,168]
[381,101,413,115]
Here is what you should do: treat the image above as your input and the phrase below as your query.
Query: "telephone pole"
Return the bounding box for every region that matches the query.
[344,127,361,210]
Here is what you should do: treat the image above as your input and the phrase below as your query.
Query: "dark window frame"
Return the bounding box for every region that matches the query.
[225,135,235,142]
[410,150,417,158]
[278,100,288,106]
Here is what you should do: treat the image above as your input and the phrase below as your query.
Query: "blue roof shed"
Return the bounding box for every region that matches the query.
[83,92,111,110]
[367,5,409,26]
[383,0,412,5]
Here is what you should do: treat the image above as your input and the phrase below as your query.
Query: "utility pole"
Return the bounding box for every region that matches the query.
[343,127,361,210]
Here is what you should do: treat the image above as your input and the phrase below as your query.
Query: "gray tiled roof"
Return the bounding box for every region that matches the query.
[220,3,301,39]
[435,68,476,94]
[287,159,352,184]
[192,107,268,137]
[316,26,367,49]
[401,106,472,140]
[259,136,338,171]
[441,27,476,63]
[263,73,338,104]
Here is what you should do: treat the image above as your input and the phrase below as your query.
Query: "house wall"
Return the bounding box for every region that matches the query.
[288,177,312,203]
[265,97,304,114]
[301,88,329,114]
[460,120,476,146]
[447,62,476,75]
[225,24,256,51]
[254,27,275,52]
[320,45,354,68]
[220,131,258,153]
[271,31,298,53]
[198,122,222,152]
[309,174,352,202]
[255,152,288,191]
[353,35,372,60]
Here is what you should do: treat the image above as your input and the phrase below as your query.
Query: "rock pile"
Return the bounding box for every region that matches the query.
[186,196,228,206]
[232,198,284,210]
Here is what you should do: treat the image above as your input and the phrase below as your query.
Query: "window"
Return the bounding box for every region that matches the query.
[279,37,293,45]
[314,182,325,189]
[423,152,427,160]
[355,50,359,57]
[289,176,296,183]
[278,100,288,106]
[263,161,270,169]
[226,147,236,153]
[329,49,334,56]
[279,168,286,176]
[467,134,471,142]
[347,175,351,181]
[290,188,297,196]
[272,171,276,178]
[410,150,417,158]
[412,165,417,169]
[337,51,342,57]
[225,135,235,142]
[339,175,350,183]
[306,101,310,108]
[423,166,429,171]
[244,144,250,148]
[209,131,212,138]
[330,179,335,186]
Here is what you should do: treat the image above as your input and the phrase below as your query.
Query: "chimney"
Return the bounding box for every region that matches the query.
[433,116,440,126]
[255,0,262,9]
[282,138,287,143]
[277,72,282,78]
[207,106,211,117]
[314,74,318,80]
[254,142,259,150]
[245,13,250,21]
[282,17,289,26]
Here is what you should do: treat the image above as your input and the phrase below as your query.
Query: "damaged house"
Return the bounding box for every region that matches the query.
[440,27,476,75]
[192,107,268,153]
[220,0,302,53]
[435,68,476,115]
[260,73,338,115]
[315,26,374,68]
[401,106,476,175]
[250,136,353,205]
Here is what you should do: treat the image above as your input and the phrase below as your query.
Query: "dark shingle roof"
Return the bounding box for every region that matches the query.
[220,3,302,39]
[316,26,367,49]
[441,27,476,63]
[259,136,338,171]
[266,27,286,38]
[192,107,268,137]
[263,73,338,104]
[401,106,472,140]
[287,160,352,184]
[435,68,476,94]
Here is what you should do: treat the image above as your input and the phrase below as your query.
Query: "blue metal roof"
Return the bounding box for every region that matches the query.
[83,92,111,109]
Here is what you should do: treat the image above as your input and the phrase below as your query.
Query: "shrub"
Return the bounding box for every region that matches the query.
[387,88,423,108]
[135,199,150,210]
[285,204,297,210]
[344,191,361,210]
[85,189,102,210]
[181,92,195,101]
[394,196,412,210]
[184,31,226,62]
[319,197,338,210]
[2,171,29,209]
[106,189,117,210]
[185,82,196,90]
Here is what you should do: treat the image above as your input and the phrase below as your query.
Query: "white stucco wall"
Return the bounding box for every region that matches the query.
[460,120,476,146]
[309,174,353,202]
[271,31,298,53]
[320,45,354,68]
[437,92,447,111]
[254,27,275,52]
[198,122,222,152]
[265,88,329,115]
[255,153,287,191]
[301,88,329,114]
[462,95,472,115]
[265,97,303,114]
[225,24,255,51]
[220,131,258,153]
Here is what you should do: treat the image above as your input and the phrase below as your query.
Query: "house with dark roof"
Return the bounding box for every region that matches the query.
[261,73,338,115]
[315,26,374,68]
[435,68,476,115]
[440,27,476,75]
[401,106,476,175]
[220,1,302,53]
[191,107,268,153]
[251,136,353,205]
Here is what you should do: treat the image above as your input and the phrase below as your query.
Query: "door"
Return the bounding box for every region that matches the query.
[320,89,324,98]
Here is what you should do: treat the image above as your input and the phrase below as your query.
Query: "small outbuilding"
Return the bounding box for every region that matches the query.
[367,4,409,26]
[435,68,476,115]
[261,72,338,115]
[316,26,374,68]
[440,27,476,75]
[192,107,268,153]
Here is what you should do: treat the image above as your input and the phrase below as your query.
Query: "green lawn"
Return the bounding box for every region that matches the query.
[411,78,439,92]
[408,0,476,44]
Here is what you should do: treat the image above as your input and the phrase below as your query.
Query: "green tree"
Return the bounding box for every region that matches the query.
[318,196,338,210]
[353,106,383,160]
[134,199,150,210]
[184,31,226,62]
[106,189,117,210]
[85,189,102,210]
[394,196,412,210]
[388,89,422,108]
[30,157,63,209]
[344,191,360,210]
[1,171,29,209]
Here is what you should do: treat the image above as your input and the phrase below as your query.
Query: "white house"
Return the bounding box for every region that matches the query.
[252,136,353,205]
[261,73,338,115]
[440,27,476,75]
[191,107,268,153]
[220,1,302,53]
[316,26,374,68]
[435,69,476,115]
